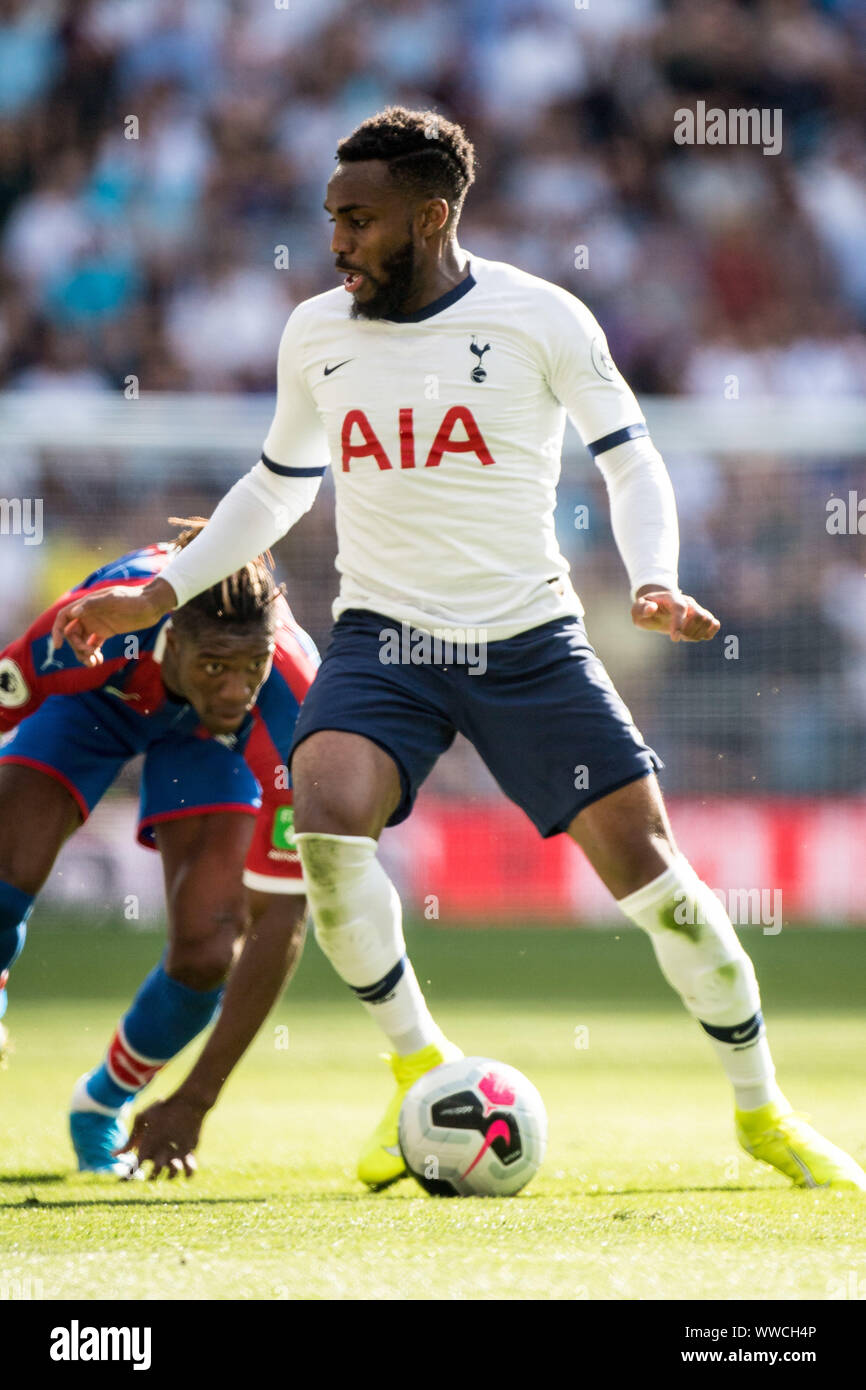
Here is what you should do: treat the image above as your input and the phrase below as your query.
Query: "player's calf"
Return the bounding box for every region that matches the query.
[0,765,85,1052]
[572,778,786,1113]
[297,833,448,1057]
[0,882,32,978]
[0,882,35,1052]
[614,851,864,1189]
[72,895,241,1158]
[70,960,225,1170]
[161,821,250,991]
[297,831,460,1188]
[618,853,786,1111]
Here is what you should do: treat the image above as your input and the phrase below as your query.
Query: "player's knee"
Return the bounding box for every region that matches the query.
[293,780,381,838]
[165,936,237,991]
[165,903,246,990]
[292,734,399,838]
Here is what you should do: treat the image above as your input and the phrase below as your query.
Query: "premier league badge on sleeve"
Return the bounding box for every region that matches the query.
[590,334,617,381]
[0,658,29,708]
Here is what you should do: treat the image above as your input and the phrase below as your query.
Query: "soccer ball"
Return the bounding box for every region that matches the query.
[398,1056,547,1197]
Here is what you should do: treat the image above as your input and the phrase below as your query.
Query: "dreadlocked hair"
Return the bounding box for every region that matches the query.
[166,517,281,640]
[336,106,476,228]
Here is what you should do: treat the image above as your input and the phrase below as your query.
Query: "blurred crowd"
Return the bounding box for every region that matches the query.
[1,0,866,395]
[1,0,866,797]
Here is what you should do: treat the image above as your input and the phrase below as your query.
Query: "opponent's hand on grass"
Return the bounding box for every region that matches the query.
[120,1094,205,1180]
[51,578,177,668]
[631,586,720,643]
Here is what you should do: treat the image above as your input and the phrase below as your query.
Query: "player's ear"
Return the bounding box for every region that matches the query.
[418,197,449,238]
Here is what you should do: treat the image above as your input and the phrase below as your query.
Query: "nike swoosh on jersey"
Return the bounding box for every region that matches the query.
[323,358,354,376]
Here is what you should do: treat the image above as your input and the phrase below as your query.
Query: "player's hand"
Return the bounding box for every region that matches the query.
[630,587,720,642]
[120,1095,206,1180]
[50,578,177,668]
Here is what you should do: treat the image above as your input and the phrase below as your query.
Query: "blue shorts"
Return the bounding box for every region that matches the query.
[0,693,261,847]
[290,609,662,837]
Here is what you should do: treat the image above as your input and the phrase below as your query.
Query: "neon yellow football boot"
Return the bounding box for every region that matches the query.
[357,1039,463,1190]
[736,1102,866,1190]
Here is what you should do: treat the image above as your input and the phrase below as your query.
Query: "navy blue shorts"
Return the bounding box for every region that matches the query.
[0,693,262,843]
[290,609,662,838]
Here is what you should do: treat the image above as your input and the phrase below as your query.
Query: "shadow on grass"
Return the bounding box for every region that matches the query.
[0,1173,68,1184]
[0,1178,385,1208]
[1,1193,276,1209]
[582,1184,774,1197]
[0,1173,781,1207]
[361,1183,778,1200]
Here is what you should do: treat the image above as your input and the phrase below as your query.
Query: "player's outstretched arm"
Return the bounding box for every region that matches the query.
[123,890,306,1179]
[50,580,178,669]
[53,311,327,668]
[1,587,127,726]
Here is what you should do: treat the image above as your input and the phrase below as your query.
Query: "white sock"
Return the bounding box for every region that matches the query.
[70,1073,128,1117]
[297,832,444,1056]
[618,856,788,1112]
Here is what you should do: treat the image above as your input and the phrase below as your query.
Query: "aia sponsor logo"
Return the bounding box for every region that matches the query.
[341,405,496,471]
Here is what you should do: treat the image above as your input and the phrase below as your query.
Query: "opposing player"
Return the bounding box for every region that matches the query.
[0,520,317,1175]
[56,108,866,1191]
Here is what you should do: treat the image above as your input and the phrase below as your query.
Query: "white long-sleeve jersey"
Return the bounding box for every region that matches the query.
[160,253,679,638]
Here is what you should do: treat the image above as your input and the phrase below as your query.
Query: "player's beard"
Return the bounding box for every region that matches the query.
[349,236,419,321]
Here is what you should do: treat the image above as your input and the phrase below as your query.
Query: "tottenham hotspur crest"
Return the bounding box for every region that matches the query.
[469,336,491,382]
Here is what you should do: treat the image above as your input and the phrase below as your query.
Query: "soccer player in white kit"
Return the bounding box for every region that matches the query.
[56,107,865,1192]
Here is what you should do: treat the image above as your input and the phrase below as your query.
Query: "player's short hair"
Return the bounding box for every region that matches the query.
[168,517,280,642]
[336,106,476,228]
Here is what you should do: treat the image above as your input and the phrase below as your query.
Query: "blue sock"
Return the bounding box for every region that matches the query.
[84,962,223,1112]
[0,881,34,1020]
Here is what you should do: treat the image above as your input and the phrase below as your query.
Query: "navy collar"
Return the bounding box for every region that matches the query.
[384,270,476,323]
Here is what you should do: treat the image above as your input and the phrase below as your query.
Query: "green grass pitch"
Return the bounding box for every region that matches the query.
[2,922,865,1301]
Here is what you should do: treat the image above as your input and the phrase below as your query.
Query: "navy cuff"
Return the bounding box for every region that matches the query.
[261,451,327,478]
[587,422,649,458]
